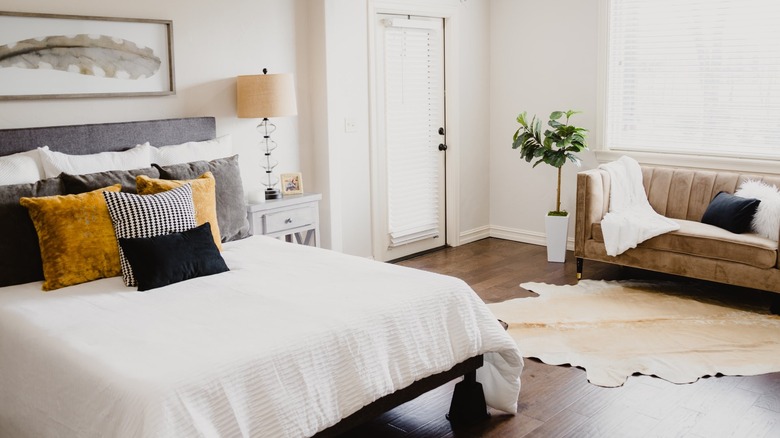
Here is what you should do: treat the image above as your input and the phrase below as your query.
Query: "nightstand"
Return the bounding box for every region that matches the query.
[246,193,322,247]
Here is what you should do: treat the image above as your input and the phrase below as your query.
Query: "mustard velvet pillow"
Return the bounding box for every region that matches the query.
[136,172,222,249]
[20,185,122,291]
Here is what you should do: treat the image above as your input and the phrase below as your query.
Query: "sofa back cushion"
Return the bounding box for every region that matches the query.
[641,166,780,222]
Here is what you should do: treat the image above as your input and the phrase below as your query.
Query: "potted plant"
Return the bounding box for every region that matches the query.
[512,110,588,262]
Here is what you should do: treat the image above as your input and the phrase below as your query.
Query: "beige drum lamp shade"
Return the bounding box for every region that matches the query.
[236,72,297,118]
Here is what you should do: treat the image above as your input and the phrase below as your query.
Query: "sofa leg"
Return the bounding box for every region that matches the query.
[576,257,583,281]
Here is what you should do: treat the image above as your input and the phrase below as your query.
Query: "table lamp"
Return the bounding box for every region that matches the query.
[236,68,298,199]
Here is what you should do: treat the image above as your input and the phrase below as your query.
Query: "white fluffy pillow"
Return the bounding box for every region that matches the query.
[38,143,152,178]
[735,180,780,241]
[0,150,45,186]
[151,134,233,166]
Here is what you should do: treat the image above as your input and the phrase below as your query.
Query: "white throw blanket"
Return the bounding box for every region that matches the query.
[599,156,679,256]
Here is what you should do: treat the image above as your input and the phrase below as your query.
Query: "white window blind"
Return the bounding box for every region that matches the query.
[383,19,444,247]
[605,0,780,159]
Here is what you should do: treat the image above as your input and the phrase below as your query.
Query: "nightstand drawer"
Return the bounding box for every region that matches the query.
[264,207,314,234]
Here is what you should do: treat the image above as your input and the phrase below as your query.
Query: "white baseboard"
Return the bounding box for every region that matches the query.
[459,225,575,250]
[458,225,575,250]
[489,225,547,246]
[459,225,491,245]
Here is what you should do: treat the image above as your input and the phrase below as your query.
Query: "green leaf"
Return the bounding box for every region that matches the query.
[550,111,564,120]
[516,112,528,127]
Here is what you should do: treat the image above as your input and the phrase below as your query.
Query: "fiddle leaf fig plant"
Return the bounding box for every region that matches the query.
[512,110,588,215]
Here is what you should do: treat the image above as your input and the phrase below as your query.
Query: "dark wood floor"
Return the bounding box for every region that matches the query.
[341,238,780,438]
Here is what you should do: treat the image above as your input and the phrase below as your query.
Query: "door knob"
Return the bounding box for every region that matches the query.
[438,143,448,151]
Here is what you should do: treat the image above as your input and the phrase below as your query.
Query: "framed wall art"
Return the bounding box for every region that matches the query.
[0,11,174,100]
[281,172,304,196]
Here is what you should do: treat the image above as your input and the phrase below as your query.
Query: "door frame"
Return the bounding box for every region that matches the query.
[367,0,462,261]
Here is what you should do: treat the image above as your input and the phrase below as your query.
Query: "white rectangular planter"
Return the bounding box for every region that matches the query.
[545,214,569,263]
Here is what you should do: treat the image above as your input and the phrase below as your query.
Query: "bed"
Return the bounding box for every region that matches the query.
[0,117,523,437]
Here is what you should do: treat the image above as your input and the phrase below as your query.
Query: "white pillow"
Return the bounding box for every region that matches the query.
[151,134,233,166]
[735,180,780,241]
[38,143,152,178]
[0,149,45,186]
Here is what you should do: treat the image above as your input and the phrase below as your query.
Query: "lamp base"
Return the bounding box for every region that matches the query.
[265,188,282,200]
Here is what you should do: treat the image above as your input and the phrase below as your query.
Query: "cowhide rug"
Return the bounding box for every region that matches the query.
[487,280,780,387]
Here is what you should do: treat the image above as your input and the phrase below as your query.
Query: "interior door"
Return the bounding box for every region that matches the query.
[374,14,446,262]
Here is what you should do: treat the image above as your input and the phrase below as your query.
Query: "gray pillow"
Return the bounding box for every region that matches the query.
[154,155,250,242]
[61,166,161,194]
[0,177,63,286]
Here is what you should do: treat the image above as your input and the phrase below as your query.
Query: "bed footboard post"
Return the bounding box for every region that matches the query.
[446,370,489,426]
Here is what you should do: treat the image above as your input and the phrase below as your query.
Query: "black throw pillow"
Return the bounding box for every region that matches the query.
[701,191,760,234]
[117,222,229,291]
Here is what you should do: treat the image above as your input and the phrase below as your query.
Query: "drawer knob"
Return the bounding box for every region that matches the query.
[285,218,293,224]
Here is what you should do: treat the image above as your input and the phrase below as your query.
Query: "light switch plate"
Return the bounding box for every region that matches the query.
[344,118,357,133]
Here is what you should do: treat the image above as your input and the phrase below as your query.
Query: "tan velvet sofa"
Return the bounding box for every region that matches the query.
[575,165,780,293]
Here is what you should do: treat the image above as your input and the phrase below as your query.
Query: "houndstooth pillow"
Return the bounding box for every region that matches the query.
[104,184,196,286]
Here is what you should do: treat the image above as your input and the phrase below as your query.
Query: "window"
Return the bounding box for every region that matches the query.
[604,0,780,160]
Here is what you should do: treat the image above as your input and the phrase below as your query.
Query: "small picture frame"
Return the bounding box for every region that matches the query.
[280,172,304,195]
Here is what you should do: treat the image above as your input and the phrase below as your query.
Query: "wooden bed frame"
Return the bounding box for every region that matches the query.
[0,117,489,434]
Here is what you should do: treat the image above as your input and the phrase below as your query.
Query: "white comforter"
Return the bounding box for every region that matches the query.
[0,236,522,438]
[599,156,680,256]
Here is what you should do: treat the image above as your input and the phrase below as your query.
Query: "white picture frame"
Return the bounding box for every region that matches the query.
[0,11,175,100]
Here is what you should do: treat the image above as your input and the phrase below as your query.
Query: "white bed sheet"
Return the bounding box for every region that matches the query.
[0,236,522,438]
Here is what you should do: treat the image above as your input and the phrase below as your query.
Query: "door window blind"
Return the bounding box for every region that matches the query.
[605,0,780,159]
[382,19,444,247]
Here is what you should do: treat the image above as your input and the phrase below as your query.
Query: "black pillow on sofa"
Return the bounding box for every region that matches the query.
[701,191,760,234]
[117,222,229,291]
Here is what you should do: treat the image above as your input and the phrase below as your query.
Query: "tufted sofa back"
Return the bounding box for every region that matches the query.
[641,167,780,222]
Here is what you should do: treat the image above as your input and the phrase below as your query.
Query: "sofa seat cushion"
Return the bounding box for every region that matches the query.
[592,218,777,269]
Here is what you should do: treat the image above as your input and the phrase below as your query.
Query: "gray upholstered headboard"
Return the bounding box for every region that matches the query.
[0,117,217,156]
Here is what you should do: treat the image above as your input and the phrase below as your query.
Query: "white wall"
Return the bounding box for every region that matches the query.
[456,0,492,240]
[321,0,373,256]
[489,0,600,244]
[0,0,306,199]
[301,0,375,256]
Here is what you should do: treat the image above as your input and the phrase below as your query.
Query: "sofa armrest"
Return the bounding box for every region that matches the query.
[575,168,611,256]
